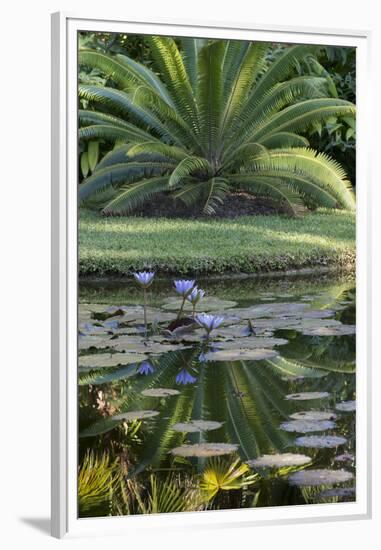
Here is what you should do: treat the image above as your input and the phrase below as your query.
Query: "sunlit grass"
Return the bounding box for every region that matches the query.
[79,209,355,276]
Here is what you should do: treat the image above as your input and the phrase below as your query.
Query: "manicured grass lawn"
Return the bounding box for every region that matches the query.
[79,209,355,277]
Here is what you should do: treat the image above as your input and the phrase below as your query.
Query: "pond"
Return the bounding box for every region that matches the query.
[78,274,356,517]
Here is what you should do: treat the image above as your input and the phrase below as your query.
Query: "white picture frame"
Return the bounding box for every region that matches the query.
[51,11,372,539]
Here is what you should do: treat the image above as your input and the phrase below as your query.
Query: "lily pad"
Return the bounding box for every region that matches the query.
[247,453,312,469]
[79,352,147,368]
[334,453,355,463]
[294,435,347,448]
[204,348,279,362]
[170,443,238,457]
[315,487,355,500]
[301,325,355,337]
[279,420,336,433]
[113,410,159,421]
[285,392,330,401]
[289,411,337,421]
[78,335,113,350]
[303,310,336,319]
[288,468,353,486]
[111,337,186,354]
[141,388,180,398]
[162,297,237,312]
[212,336,288,349]
[172,420,223,433]
[336,400,356,412]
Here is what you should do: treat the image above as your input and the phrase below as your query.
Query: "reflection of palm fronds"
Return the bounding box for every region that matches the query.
[78,451,121,516]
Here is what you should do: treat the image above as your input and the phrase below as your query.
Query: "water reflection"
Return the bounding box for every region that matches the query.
[78,274,356,516]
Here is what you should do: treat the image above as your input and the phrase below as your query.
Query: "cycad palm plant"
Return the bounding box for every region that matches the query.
[78,37,356,215]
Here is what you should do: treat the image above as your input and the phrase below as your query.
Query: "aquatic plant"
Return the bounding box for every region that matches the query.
[78,451,121,517]
[133,271,155,336]
[195,313,224,337]
[131,473,204,514]
[186,287,205,317]
[174,279,195,318]
[200,457,258,502]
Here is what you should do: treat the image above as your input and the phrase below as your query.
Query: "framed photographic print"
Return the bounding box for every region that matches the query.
[51,12,372,538]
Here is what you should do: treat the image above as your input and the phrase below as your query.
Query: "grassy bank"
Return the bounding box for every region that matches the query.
[79,209,355,277]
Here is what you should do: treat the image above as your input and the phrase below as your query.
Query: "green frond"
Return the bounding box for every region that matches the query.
[78,85,174,142]
[242,147,355,210]
[229,76,330,146]
[222,142,269,170]
[79,124,155,144]
[202,177,230,214]
[96,145,132,170]
[229,174,306,216]
[181,38,207,91]
[251,44,316,103]
[168,156,212,188]
[102,176,170,215]
[251,98,355,140]
[147,36,199,130]
[79,109,135,130]
[128,142,189,163]
[219,41,268,142]
[78,451,121,516]
[259,132,310,148]
[130,85,199,149]
[133,473,203,514]
[196,40,226,157]
[79,162,174,202]
[79,49,173,105]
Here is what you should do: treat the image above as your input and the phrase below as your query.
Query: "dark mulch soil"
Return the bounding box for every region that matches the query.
[129,192,285,219]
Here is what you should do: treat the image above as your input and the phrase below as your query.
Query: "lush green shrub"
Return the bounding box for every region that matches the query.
[78,37,356,215]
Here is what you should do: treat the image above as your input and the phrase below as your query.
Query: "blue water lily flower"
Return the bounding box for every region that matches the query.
[186,287,205,304]
[195,313,224,335]
[133,271,155,288]
[174,279,195,297]
[176,368,197,385]
[137,361,154,375]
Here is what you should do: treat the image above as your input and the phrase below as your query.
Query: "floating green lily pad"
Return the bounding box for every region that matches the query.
[172,420,223,433]
[295,435,347,448]
[336,400,356,412]
[113,410,159,421]
[285,392,330,401]
[280,420,336,433]
[247,453,312,469]
[141,388,180,398]
[170,443,238,457]
[162,296,237,312]
[111,337,186,354]
[204,348,279,362]
[315,487,355,500]
[289,411,337,421]
[334,453,355,463]
[79,352,147,368]
[288,469,353,486]
[303,310,335,319]
[212,336,288,349]
[78,335,113,350]
[301,325,355,336]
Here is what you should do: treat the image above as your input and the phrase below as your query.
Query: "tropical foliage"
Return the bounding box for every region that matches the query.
[78,37,356,215]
